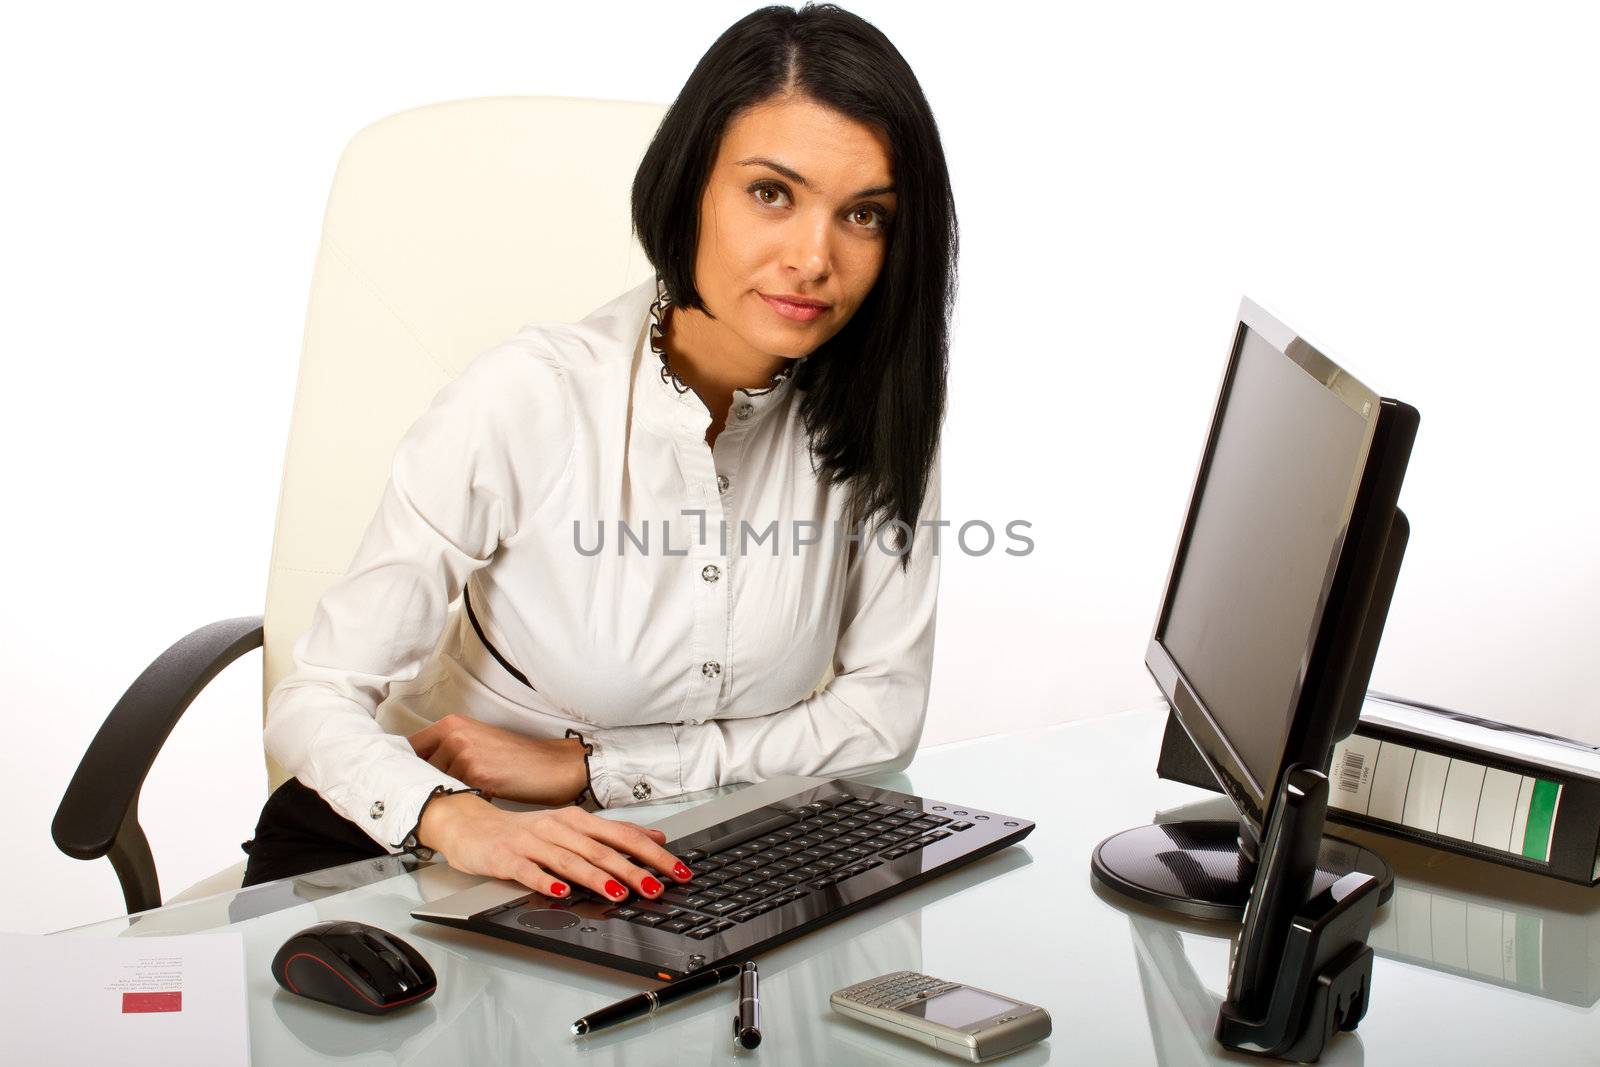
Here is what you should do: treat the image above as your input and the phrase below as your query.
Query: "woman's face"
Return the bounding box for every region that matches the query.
[692,92,897,360]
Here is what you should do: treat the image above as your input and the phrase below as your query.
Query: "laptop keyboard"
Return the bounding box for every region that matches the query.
[563,791,970,940]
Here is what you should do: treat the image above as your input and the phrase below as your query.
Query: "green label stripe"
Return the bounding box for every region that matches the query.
[1521,779,1560,862]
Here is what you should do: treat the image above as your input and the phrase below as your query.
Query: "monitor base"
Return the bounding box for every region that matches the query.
[1090,819,1393,922]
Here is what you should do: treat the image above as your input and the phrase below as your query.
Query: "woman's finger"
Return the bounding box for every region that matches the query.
[506,858,570,900]
[427,734,465,777]
[442,755,493,797]
[408,721,446,759]
[543,822,665,900]
[576,816,693,884]
[522,837,634,903]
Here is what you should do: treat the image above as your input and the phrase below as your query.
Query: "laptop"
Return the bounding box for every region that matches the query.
[412,776,1035,980]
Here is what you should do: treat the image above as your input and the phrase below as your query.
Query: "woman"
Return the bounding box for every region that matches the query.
[248,2,957,909]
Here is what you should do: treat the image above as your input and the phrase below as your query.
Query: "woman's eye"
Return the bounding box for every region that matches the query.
[750,182,790,207]
[749,181,890,233]
[852,205,891,231]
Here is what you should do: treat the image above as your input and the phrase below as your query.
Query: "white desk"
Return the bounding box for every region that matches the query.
[56,704,1600,1064]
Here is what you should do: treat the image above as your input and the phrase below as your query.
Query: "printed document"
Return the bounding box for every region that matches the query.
[0,930,249,1066]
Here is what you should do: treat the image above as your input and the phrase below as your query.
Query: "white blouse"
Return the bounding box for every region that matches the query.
[264,276,942,851]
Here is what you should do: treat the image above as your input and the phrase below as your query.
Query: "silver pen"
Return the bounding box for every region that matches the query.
[732,960,762,1049]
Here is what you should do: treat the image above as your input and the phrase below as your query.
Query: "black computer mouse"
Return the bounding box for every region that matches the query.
[271,920,437,1015]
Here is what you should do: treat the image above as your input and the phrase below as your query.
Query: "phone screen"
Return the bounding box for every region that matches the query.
[902,987,1019,1028]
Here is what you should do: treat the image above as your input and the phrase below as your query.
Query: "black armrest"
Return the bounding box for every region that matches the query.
[52,615,264,915]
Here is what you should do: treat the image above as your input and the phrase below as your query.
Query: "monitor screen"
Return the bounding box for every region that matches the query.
[1157,324,1372,799]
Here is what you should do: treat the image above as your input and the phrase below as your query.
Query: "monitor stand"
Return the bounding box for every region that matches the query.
[1089,820,1393,922]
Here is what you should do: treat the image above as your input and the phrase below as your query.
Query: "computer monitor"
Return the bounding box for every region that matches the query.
[1091,296,1419,919]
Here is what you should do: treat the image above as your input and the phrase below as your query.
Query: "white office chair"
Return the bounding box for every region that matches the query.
[53,95,668,914]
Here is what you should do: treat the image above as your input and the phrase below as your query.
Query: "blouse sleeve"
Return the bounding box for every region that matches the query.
[263,342,572,850]
[582,449,943,808]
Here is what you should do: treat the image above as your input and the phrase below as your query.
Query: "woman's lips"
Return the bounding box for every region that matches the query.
[760,292,828,322]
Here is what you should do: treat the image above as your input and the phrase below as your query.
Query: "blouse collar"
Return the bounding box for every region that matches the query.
[638,274,805,438]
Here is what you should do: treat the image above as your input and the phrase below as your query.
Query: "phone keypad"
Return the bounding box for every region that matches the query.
[839,970,962,1010]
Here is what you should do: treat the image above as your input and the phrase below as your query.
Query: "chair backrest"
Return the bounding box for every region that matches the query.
[262,96,667,788]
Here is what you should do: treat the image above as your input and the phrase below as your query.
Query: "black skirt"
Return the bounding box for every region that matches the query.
[240,777,390,887]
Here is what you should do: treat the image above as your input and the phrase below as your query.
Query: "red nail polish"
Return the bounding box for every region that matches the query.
[641,876,663,896]
[550,882,569,897]
[673,862,692,879]
[605,879,626,898]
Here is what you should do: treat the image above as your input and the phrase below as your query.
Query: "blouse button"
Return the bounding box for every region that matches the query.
[369,800,385,821]
[632,780,652,802]
[702,660,722,679]
[716,473,730,494]
[734,402,754,421]
[702,564,721,583]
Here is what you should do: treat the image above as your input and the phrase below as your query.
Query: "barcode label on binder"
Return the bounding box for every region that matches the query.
[1328,734,1563,863]
[1330,735,1379,811]
[1338,749,1367,795]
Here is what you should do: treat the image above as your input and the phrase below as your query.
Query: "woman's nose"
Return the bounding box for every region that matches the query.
[783,216,832,279]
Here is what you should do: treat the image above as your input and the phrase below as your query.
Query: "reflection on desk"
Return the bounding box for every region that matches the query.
[49,707,1600,1064]
[1153,793,1600,1008]
[1126,910,1367,1067]
[1345,822,1600,1007]
[254,849,1030,1065]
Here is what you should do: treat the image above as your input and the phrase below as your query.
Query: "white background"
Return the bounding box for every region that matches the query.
[3,1,1595,935]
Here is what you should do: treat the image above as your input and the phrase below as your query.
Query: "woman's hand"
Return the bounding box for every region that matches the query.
[416,793,694,903]
[408,714,588,806]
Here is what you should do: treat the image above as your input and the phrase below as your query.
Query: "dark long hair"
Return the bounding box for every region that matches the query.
[631,3,957,570]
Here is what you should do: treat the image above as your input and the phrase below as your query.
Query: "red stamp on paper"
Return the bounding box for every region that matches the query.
[122,991,182,1013]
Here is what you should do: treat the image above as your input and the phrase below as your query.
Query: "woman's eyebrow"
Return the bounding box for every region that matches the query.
[736,156,895,199]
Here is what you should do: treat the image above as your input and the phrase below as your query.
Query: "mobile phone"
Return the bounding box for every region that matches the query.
[830,970,1051,1062]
